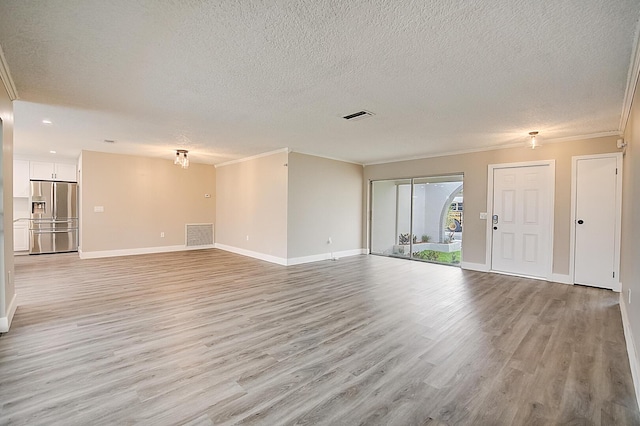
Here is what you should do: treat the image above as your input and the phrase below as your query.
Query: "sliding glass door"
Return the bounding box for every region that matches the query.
[370,179,412,258]
[371,175,463,266]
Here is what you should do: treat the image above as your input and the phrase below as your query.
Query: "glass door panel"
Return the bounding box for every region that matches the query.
[371,179,412,258]
[410,176,463,265]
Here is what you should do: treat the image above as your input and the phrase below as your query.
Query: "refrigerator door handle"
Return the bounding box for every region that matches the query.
[31,230,74,234]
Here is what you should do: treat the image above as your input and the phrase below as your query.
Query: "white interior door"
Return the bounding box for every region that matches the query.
[574,156,618,289]
[491,165,551,278]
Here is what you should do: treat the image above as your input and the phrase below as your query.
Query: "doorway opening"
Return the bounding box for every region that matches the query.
[370,175,463,266]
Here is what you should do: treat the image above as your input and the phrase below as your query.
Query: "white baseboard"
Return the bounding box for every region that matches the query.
[214,243,288,266]
[549,273,573,285]
[460,261,489,272]
[0,292,17,333]
[79,244,215,260]
[287,248,367,266]
[613,281,622,293]
[620,292,640,411]
[214,245,367,266]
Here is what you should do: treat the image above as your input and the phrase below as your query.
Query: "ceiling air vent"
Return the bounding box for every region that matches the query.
[342,110,374,121]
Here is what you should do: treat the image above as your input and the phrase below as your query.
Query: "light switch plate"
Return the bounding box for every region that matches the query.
[479,212,487,220]
[94,206,104,213]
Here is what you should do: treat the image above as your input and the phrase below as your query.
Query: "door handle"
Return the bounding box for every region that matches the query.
[577,219,584,225]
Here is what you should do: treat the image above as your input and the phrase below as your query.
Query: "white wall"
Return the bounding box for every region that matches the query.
[215,150,289,262]
[287,152,363,261]
[621,67,640,405]
[80,150,215,256]
[0,74,15,331]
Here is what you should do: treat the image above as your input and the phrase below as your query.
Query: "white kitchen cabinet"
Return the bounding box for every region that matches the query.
[30,161,77,182]
[54,163,77,181]
[13,159,30,197]
[13,223,29,252]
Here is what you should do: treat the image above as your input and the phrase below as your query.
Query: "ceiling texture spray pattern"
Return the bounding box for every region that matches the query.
[0,0,639,164]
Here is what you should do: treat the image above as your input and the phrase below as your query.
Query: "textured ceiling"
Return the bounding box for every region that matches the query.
[1,0,639,165]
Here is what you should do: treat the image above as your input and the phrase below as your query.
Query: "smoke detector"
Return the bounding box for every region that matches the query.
[342,110,374,121]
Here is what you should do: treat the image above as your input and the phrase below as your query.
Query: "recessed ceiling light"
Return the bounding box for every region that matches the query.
[42,119,53,125]
[49,150,56,154]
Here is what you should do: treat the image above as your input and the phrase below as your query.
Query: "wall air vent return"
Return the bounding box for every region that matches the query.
[342,110,374,121]
[185,223,214,247]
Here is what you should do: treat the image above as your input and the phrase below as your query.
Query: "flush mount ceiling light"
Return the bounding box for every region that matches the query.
[527,131,541,149]
[174,149,189,169]
[42,119,53,125]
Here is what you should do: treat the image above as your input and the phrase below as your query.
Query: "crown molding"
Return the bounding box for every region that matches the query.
[0,44,18,100]
[620,21,640,133]
[214,148,290,168]
[289,149,363,166]
[363,131,620,167]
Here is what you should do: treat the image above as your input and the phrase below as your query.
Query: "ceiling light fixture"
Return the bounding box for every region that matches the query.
[174,149,189,169]
[42,119,53,125]
[49,150,56,154]
[527,131,541,149]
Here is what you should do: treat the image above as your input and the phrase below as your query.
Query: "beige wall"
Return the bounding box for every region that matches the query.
[622,74,640,374]
[215,151,288,260]
[287,152,363,259]
[0,78,14,320]
[80,150,215,253]
[363,136,620,274]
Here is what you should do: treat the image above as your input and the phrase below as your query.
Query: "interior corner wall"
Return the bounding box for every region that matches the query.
[622,70,640,399]
[363,136,620,273]
[0,79,14,329]
[215,151,288,261]
[80,150,215,254]
[287,152,363,261]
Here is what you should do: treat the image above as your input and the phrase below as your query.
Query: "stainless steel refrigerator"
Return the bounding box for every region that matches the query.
[29,181,78,254]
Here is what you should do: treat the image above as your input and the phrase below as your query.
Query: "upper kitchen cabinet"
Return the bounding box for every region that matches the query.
[30,161,77,182]
[13,159,30,197]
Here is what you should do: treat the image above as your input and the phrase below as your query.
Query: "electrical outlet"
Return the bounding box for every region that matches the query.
[246,235,249,241]
[160,232,165,238]
[328,237,332,244]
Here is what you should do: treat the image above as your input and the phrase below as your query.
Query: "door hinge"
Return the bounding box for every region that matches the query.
[616,168,618,175]
[613,271,615,278]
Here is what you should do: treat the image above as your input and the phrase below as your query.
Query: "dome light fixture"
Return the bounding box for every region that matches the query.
[528,131,541,149]
[174,149,189,169]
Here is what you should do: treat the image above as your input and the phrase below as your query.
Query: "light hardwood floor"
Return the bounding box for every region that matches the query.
[1,250,638,425]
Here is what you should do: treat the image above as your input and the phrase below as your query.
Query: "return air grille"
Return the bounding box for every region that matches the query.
[185,223,214,247]
[342,110,374,121]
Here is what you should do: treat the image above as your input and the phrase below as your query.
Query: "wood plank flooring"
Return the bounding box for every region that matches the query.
[1,249,638,425]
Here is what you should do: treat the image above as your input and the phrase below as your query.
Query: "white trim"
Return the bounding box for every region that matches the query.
[549,273,573,285]
[460,261,489,272]
[363,132,619,167]
[287,249,367,266]
[0,292,18,333]
[289,149,363,166]
[79,244,215,260]
[214,243,288,266]
[0,44,18,100]
[620,292,640,411]
[569,153,623,291]
[620,21,640,133]
[214,148,290,168]
[486,160,556,281]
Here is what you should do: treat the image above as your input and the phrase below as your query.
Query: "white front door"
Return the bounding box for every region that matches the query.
[491,165,552,278]
[574,156,619,289]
